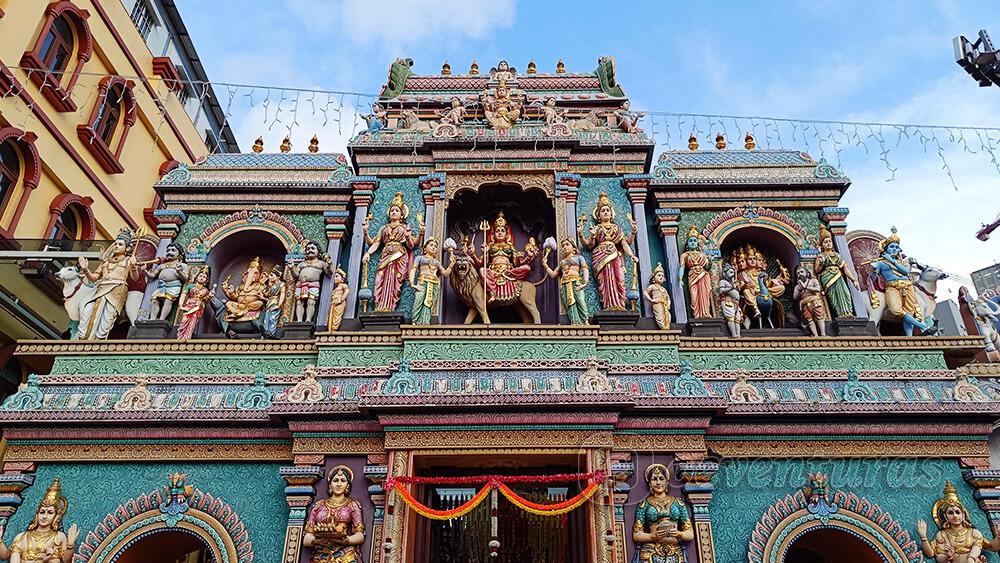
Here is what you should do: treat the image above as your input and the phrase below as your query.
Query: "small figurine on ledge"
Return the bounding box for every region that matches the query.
[144,243,190,322]
[289,240,333,324]
[303,465,365,563]
[212,256,267,338]
[793,265,828,337]
[175,266,214,340]
[0,478,79,563]
[679,225,712,319]
[327,268,349,331]
[409,237,453,325]
[543,237,590,325]
[869,228,937,336]
[718,262,743,337]
[261,265,287,338]
[644,263,671,330]
[77,228,139,340]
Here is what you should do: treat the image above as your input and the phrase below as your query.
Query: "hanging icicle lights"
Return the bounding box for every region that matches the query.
[7,65,1000,190]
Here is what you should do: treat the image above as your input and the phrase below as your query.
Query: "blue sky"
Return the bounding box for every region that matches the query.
[175,0,1000,291]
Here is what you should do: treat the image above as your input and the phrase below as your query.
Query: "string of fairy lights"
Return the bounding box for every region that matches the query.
[6,65,1000,191]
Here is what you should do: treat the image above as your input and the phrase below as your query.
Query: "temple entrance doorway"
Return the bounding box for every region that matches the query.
[112,529,215,563]
[784,528,883,563]
[411,453,589,563]
[444,183,558,324]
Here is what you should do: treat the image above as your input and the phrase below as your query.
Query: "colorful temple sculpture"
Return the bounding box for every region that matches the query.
[3,57,1000,563]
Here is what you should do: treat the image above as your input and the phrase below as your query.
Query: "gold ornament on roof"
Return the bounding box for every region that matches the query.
[441,60,451,75]
[308,135,319,153]
[688,133,699,150]
[252,136,264,153]
[715,132,727,150]
[527,60,537,74]
[470,60,480,75]
[745,132,756,150]
[556,59,566,74]
[280,136,292,153]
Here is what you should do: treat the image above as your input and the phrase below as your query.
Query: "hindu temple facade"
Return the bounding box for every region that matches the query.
[1,58,999,563]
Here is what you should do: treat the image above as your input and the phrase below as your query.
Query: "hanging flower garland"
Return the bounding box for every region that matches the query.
[497,482,600,516]
[392,482,491,520]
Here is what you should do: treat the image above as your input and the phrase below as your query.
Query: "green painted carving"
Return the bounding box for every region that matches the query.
[680,351,947,371]
[709,459,991,563]
[600,346,679,365]
[317,347,401,367]
[364,178,425,316]
[577,178,638,316]
[178,212,326,254]
[673,361,709,396]
[380,57,414,99]
[8,462,287,562]
[51,356,312,376]
[404,340,596,361]
[594,56,626,98]
[677,208,821,254]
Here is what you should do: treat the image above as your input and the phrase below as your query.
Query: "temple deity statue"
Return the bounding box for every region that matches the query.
[143,242,189,321]
[362,103,386,135]
[327,268,349,331]
[678,225,712,319]
[0,478,78,563]
[869,228,936,336]
[260,265,287,338]
[632,464,693,563]
[175,266,213,340]
[77,229,138,340]
[734,245,790,329]
[408,237,453,325]
[438,97,466,125]
[543,237,590,325]
[813,224,858,318]
[612,100,643,133]
[578,192,638,311]
[483,85,522,130]
[718,262,743,337]
[303,465,365,563]
[289,240,333,323]
[213,256,267,337]
[794,265,828,337]
[473,211,539,307]
[644,263,671,330]
[916,482,985,563]
[362,192,423,313]
[540,97,567,125]
[490,60,516,84]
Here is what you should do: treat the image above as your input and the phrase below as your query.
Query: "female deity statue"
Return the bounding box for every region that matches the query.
[2,478,78,563]
[612,100,643,133]
[438,97,466,125]
[794,265,828,337]
[260,265,287,338]
[303,465,365,563]
[362,192,423,313]
[632,464,693,563]
[917,481,986,562]
[544,237,590,325]
[77,229,137,339]
[409,237,454,325]
[175,266,213,340]
[327,268,349,331]
[578,192,638,311]
[644,263,671,330]
[718,262,743,337]
[473,211,538,306]
[678,225,712,319]
[813,224,858,318]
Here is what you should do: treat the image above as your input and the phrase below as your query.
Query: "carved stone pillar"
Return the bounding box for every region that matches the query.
[655,208,687,324]
[419,173,446,318]
[279,464,324,563]
[592,448,615,563]
[316,209,349,329]
[0,462,36,527]
[345,177,378,318]
[365,457,389,563]
[964,467,1000,540]
[556,172,582,241]
[138,209,186,319]
[381,450,409,563]
[677,462,719,563]
[624,175,653,316]
[819,207,869,319]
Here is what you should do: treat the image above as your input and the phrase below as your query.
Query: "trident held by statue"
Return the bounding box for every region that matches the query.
[479,219,490,324]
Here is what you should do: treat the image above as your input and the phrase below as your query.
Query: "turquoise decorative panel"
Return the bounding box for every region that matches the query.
[9,463,287,563]
[681,350,948,371]
[179,212,326,250]
[711,458,995,563]
[576,177,639,315]
[365,177,424,316]
[51,355,314,376]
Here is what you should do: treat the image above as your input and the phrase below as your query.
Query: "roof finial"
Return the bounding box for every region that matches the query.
[527,60,537,74]
[469,60,480,75]
[252,136,264,153]
[688,133,699,151]
[556,59,566,74]
[441,60,451,75]
[309,135,319,153]
[715,132,727,150]
[280,136,292,153]
[744,132,756,150]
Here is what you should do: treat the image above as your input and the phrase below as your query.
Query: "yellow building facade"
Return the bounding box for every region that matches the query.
[0,0,234,379]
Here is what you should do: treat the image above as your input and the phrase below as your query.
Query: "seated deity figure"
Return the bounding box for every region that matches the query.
[77,229,138,339]
[303,465,365,563]
[472,212,538,306]
[484,85,522,130]
[869,228,937,336]
[734,244,789,329]
[917,482,986,563]
[632,464,693,563]
[212,256,267,337]
[0,478,79,563]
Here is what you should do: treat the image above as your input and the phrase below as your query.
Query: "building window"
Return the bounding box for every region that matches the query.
[45,194,96,242]
[0,141,20,217]
[76,76,137,174]
[49,205,79,241]
[129,0,157,41]
[19,1,94,113]
[0,128,42,239]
